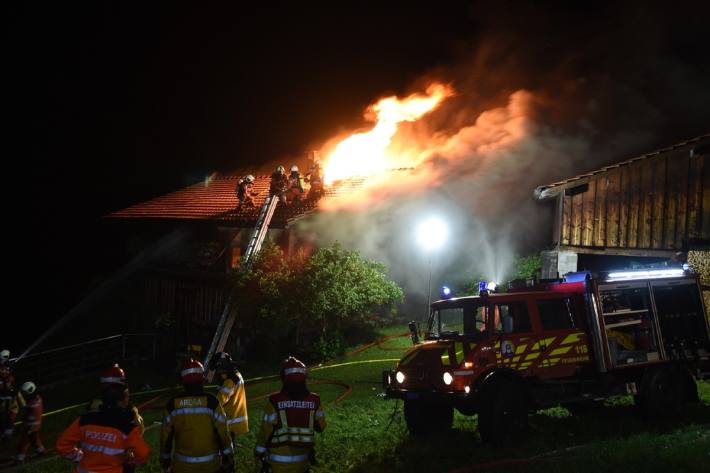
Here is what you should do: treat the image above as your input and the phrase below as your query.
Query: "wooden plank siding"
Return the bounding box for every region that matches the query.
[556,151,710,253]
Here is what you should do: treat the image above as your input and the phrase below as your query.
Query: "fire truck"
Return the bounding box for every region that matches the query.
[383,267,710,443]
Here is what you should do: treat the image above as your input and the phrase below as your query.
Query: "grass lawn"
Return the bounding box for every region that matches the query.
[3,326,709,472]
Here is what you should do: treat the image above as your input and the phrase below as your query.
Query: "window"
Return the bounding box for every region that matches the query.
[429,303,488,339]
[493,302,532,334]
[537,298,575,330]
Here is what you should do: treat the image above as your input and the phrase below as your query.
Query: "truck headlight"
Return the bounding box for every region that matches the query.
[443,372,453,385]
[396,371,406,384]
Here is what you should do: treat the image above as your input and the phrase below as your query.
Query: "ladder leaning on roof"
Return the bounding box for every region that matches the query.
[203,195,279,379]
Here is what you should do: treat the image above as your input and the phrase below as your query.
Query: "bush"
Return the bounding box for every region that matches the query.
[235,242,403,362]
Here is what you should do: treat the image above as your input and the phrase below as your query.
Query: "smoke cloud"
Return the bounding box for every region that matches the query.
[294,9,710,320]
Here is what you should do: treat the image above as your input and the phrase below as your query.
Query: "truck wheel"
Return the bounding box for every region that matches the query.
[636,366,687,419]
[404,400,453,436]
[478,378,528,445]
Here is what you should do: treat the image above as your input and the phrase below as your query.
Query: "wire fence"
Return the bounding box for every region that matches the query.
[10,333,157,388]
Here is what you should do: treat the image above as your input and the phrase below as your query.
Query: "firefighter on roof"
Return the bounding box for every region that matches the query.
[286,166,305,205]
[56,378,149,473]
[88,364,145,432]
[0,349,20,443]
[270,166,289,204]
[305,160,324,201]
[254,356,326,473]
[160,359,233,473]
[209,352,249,444]
[14,382,45,464]
[236,175,258,209]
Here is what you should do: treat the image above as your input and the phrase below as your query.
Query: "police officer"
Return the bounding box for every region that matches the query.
[160,359,233,473]
[254,357,325,473]
[56,379,149,473]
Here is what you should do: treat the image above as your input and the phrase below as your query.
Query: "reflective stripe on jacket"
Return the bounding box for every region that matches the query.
[254,391,325,469]
[216,372,248,434]
[160,391,232,469]
[56,408,149,473]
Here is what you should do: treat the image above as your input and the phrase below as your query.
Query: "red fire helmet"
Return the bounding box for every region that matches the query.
[181,358,205,385]
[99,364,126,387]
[281,356,307,384]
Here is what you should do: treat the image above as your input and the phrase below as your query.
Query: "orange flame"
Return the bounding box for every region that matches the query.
[322,83,453,184]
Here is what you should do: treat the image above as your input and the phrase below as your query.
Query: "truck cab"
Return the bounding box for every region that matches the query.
[384,269,710,443]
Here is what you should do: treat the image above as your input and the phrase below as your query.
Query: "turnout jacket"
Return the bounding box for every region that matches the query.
[88,398,144,435]
[255,391,325,469]
[20,393,42,432]
[160,391,232,472]
[56,407,149,473]
[216,371,248,434]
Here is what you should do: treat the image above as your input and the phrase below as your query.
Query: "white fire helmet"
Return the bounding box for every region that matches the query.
[276,165,285,173]
[245,174,255,183]
[21,381,36,395]
[0,350,9,362]
[290,165,299,173]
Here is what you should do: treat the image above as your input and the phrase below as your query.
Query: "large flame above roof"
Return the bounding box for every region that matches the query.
[322,83,453,184]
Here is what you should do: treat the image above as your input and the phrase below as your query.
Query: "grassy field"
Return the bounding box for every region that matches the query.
[3,325,709,473]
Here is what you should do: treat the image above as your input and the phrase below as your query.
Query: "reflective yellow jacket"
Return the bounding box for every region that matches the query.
[216,371,248,434]
[160,390,232,473]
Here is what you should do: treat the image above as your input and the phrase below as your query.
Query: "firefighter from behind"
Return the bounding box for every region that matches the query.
[14,382,45,464]
[210,352,249,443]
[160,359,233,473]
[236,175,258,209]
[0,349,20,443]
[56,379,150,473]
[88,364,145,434]
[254,357,326,473]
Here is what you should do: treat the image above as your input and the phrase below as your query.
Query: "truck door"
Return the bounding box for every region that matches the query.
[530,296,590,379]
[651,278,710,360]
[491,300,534,373]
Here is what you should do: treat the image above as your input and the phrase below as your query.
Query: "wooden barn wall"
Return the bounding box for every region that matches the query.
[143,275,227,331]
[559,151,709,250]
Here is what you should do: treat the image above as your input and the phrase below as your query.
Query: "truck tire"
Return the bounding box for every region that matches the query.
[404,399,453,436]
[635,365,687,419]
[478,378,528,445]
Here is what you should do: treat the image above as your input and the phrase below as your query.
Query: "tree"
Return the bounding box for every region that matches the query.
[235,242,403,361]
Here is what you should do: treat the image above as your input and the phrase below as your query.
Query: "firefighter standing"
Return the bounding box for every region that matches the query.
[210,352,249,444]
[286,166,305,205]
[270,166,289,204]
[56,380,149,473]
[236,175,258,208]
[88,364,144,433]
[0,350,20,443]
[160,359,233,473]
[254,357,326,473]
[14,382,45,464]
[305,161,324,201]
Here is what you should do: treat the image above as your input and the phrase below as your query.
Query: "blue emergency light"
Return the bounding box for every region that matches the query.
[440,286,453,299]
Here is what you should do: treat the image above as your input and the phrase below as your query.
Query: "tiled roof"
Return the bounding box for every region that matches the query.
[107,174,366,228]
[534,133,710,200]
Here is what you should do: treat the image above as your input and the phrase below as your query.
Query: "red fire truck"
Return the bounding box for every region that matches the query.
[383,268,710,443]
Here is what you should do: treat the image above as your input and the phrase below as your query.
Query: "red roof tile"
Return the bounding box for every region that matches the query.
[107,174,366,228]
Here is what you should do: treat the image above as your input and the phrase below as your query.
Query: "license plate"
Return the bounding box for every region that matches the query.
[405,392,419,400]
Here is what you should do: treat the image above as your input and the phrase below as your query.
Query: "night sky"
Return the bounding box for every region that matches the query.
[6,2,710,352]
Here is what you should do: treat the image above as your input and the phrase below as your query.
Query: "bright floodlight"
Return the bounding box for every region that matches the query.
[416,217,448,251]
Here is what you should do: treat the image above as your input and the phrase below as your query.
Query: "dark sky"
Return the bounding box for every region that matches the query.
[5,1,710,352]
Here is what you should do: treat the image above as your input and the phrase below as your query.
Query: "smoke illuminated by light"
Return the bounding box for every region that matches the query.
[416,217,448,251]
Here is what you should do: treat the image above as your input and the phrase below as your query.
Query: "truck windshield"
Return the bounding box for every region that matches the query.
[428,303,488,339]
